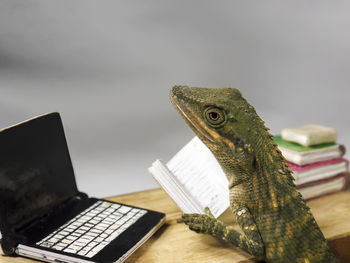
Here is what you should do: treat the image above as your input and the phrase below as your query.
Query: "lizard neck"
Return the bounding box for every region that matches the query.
[249,126,297,211]
[216,124,296,211]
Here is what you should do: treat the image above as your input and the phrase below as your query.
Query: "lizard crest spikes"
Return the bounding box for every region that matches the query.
[170,85,338,263]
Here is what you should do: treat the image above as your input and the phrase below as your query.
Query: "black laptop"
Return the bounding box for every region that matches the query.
[0,112,165,263]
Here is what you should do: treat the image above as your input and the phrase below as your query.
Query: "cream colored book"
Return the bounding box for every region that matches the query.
[281,124,337,147]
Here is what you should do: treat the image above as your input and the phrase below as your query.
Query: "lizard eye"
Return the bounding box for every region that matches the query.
[204,107,226,127]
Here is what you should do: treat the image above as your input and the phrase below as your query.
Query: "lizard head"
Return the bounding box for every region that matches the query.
[171,85,295,206]
[170,86,265,177]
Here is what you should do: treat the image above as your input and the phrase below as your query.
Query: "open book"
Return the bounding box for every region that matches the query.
[148,137,229,218]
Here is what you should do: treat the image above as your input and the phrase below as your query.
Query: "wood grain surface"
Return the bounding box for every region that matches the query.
[1,188,349,263]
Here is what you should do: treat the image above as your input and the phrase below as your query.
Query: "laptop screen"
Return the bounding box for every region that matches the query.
[0,113,79,231]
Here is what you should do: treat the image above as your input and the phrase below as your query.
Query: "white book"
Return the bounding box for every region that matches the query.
[278,145,344,166]
[298,175,348,200]
[148,137,229,218]
[292,161,348,186]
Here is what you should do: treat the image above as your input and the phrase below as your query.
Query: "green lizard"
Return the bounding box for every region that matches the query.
[170,86,338,263]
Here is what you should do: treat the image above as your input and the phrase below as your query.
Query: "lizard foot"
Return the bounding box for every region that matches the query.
[177,207,213,224]
[181,213,225,236]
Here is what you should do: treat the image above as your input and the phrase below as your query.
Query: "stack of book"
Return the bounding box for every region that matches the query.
[274,124,349,200]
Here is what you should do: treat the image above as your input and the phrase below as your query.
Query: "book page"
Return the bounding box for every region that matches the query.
[167,137,229,218]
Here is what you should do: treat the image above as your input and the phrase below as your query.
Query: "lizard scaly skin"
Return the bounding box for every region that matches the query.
[170,86,338,263]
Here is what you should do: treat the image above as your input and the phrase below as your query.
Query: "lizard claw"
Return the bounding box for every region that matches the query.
[177,217,184,223]
[177,213,199,223]
[189,223,202,233]
[204,207,215,218]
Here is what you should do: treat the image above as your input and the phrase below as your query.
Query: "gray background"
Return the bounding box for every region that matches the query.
[1,1,349,197]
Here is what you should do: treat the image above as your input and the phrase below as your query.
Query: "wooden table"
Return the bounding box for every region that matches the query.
[1,188,350,263]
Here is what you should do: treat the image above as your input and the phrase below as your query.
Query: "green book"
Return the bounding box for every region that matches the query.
[273,135,336,152]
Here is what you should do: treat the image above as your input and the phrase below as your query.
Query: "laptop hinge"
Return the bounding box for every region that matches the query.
[76,191,89,200]
[0,230,25,256]
[6,193,88,244]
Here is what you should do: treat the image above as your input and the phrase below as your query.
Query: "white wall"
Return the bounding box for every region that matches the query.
[1,1,349,197]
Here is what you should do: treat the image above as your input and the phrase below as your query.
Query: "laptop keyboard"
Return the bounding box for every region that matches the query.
[36,200,147,258]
